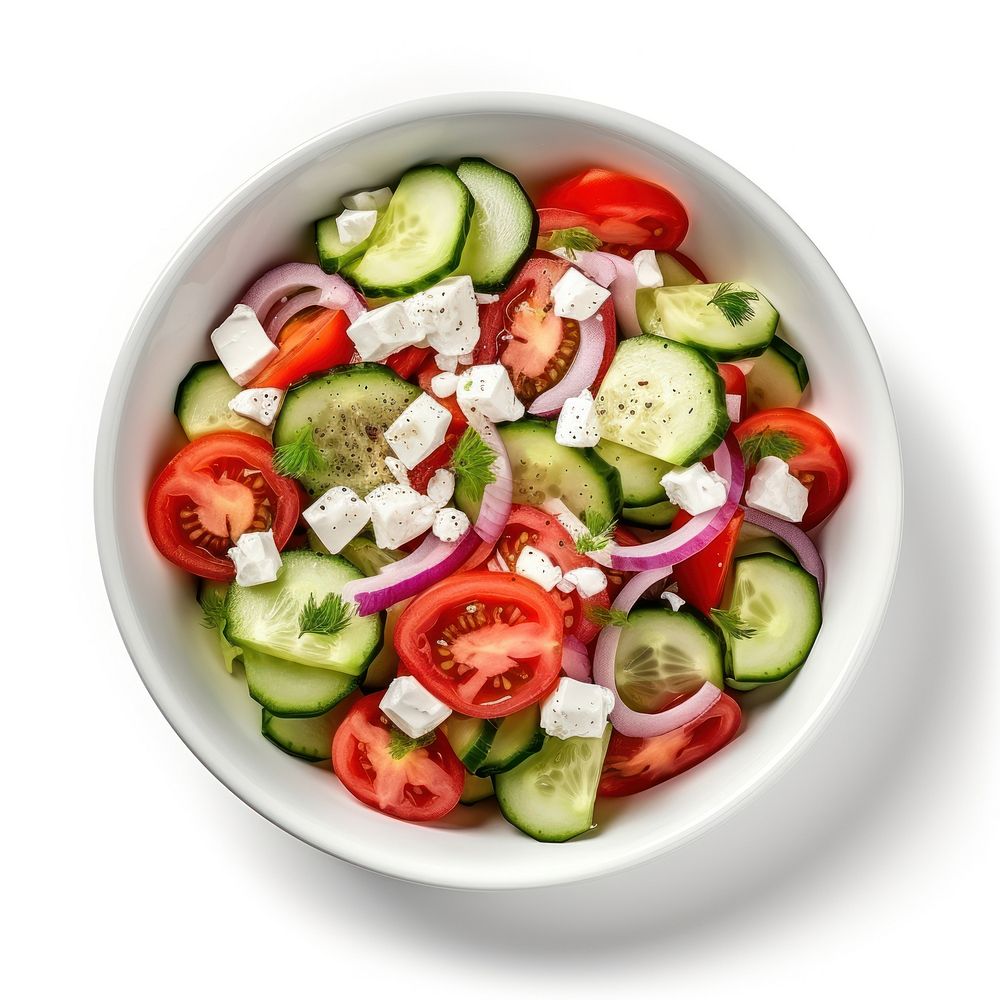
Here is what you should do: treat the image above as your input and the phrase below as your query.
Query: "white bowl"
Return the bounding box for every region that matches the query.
[95,93,902,889]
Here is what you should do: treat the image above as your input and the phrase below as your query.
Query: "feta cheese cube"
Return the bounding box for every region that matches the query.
[515,545,562,592]
[632,249,664,289]
[383,393,452,470]
[554,389,600,447]
[430,371,458,397]
[426,467,455,508]
[661,591,686,612]
[457,352,475,366]
[346,301,423,362]
[726,393,743,423]
[660,462,729,515]
[227,387,284,426]
[342,186,393,212]
[227,530,282,586]
[551,268,611,320]
[384,456,410,487]
[746,456,809,523]
[365,483,437,549]
[302,486,371,555]
[434,353,458,373]
[557,566,607,598]
[210,304,279,385]
[404,275,480,356]
[540,498,587,542]
[335,209,378,248]
[475,292,500,304]
[432,507,470,543]
[456,364,525,423]
[379,675,451,739]
[540,678,615,740]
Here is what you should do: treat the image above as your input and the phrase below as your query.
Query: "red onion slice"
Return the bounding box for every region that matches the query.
[591,565,723,737]
[561,636,593,682]
[465,414,513,547]
[602,434,745,572]
[740,505,826,596]
[527,307,608,418]
[265,289,324,339]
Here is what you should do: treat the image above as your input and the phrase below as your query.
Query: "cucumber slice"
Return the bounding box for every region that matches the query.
[273,363,419,500]
[734,524,798,563]
[245,648,358,718]
[594,438,672,507]
[655,252,703,286]
[315,214,374,274]
[594,335,730,465]
[342,165,473,297]
[476,705,545,776]
[198,579,242,673]
[174,362,270,441]
[261,696,357,760]
[622,500,679,528]
[334,534,404,576]
[494,727,611,843]
[746,335,810,412]
[226,550,382,673]
[637,282,778,360]
[455,417,622,523]
[460,773,495,805]
[454,158,536,293]
[444,715,496,773]
[725,554,821,684]
[614,607,724,713]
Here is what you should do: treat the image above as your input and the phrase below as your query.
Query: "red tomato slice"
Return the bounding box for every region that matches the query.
[248,307,353,390]
[385,344,433,381]
[332,693,463,821]
[599,692,741,797]
[474,254,615,405]
[492,505,610,644]
[671,508,745,615]
[735,408,849,531]
[146,432,300,579]
[537,169,689,251]
[718,363,747,424]
[395,571,564,718]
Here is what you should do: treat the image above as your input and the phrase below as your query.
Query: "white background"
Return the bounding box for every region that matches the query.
[5,2,998,996]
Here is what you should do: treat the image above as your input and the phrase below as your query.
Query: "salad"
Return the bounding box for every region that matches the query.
[147,158,848,842]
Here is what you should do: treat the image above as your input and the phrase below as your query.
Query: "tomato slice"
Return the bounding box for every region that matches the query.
[146,432,300,579]
[718,363,747,423]
[395,571,564,718]
[735,408,849,531]
[537,169,689,251]
[248,307,353,390]
[599,692,741,797]
[492,505,610,643]
[332,693,464,821]
[671,508,744,615]
[385,344,433,381]
[474,253,615,404]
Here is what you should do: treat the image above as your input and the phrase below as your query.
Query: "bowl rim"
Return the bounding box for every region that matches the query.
[94,92,903,889]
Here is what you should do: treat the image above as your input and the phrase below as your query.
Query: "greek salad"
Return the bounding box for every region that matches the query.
[147,159,848,841]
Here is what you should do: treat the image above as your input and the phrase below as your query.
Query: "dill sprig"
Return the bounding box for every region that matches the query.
[199,592,227,631]
[586,605,631,629]
[298,592,353,638]
[710,608,759,641]
[739,429,803,466]
[273,424,326,479]
[575,509,617,555]
[450,426,496,503]
[707,282,759,327]
[388,729,436,760]
[540,227,602,259]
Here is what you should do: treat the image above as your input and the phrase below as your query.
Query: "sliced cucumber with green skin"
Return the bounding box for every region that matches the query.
[594,335,730,465]
[746,335,810,412]
[725,554,821,685]
[475,705,544,777]
[273,364,419,500]
[245,648,359,718]
[226,550,382,673]
[315,214,375,274]
[261,697,357,760]
[622,500,679,528]
[655,252,703,286]
[456,418,623,523]
[594,438,672,507]
[460,773,495,805]
[637,282,778,361]
[454,158,536,293]
[494,727,611,843]
[615,607,724,713]
[198,580,242,673]
[734,528,797,563]
[334,534,404,576]
[342,166,474,298]
[174,362,270,441]
[444,715,496,773]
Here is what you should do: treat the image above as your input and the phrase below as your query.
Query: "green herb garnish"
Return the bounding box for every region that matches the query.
[298,592,353,638]
[388,729,436,760]
[450,426,496,503]
[199,592,227,631]
[273,425,326,479]
[707,282,759,327]
[586,606,630,628]
[575,509,617,555]
[540,227,602,259]
[710,608,759,641]
[739,429,803,466]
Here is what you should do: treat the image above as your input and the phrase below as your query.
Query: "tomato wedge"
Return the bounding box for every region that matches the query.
[537,169,689,251]
[492,505,609,644]
[736,408,849,531]
[332,693,464,821]
[671,508,745,615]
[474,254,615,405]
[146,432,300,579]
[395,571,564,718]
[248,307,353,390]
[599,692,742,797]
